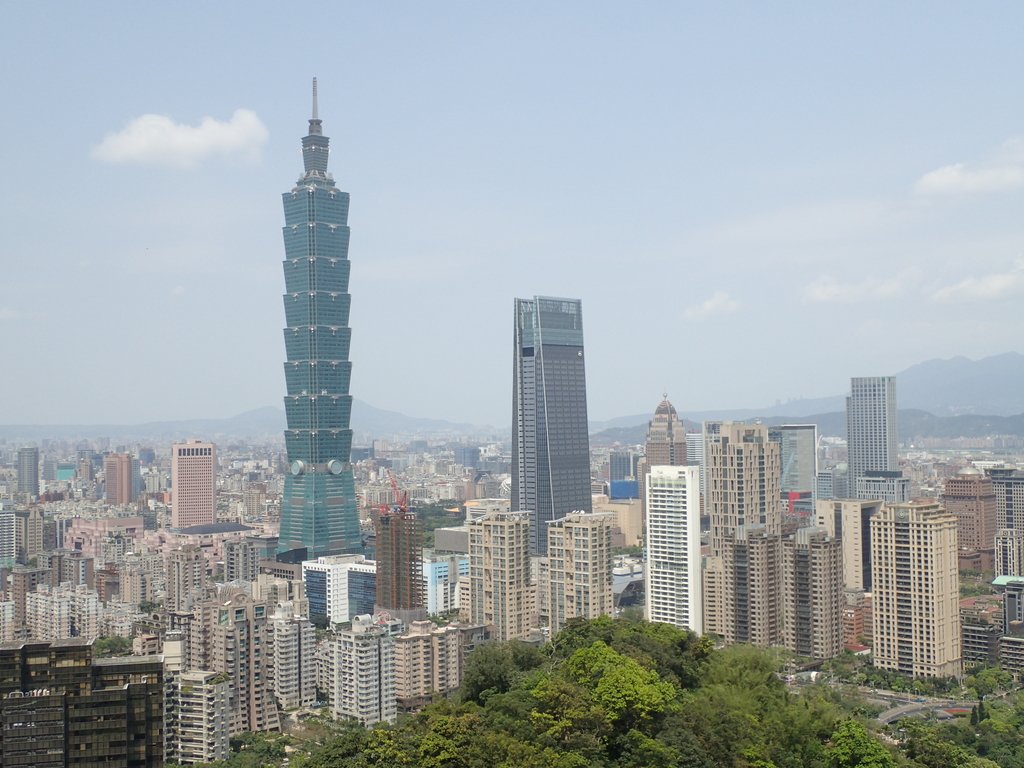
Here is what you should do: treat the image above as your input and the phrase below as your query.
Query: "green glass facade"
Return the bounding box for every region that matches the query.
[278,89,360,558]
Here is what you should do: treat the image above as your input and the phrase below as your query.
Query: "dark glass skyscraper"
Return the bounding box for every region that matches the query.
[512,296,592,556]
[278,80,359,558]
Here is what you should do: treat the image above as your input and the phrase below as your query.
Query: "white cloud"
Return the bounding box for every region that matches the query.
[92,109,268,168]
[931,259,1024,302]
[802,273,912,303]
[685,291,739,319]
[915,137,1024,195]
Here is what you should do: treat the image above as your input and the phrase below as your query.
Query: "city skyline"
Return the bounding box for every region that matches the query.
[4,5,1024,428]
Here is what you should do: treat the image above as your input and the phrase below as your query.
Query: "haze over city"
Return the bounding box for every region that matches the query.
[3,3,1024,427]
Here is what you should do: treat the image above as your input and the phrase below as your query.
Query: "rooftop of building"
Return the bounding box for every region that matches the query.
[94,654,165,668]
[177,522,253,536]
[0,637,92,652]
[653,395,678,418]
[993,575,1024,587]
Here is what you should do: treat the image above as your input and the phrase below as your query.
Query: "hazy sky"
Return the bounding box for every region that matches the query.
[3,3,1024,427]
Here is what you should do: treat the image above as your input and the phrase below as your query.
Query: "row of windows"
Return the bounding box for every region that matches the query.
[177,447,212,457]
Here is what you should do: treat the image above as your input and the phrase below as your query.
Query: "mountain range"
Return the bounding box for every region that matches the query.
[589,352,1024,432]
[0,400,497,444]
[1,353,1022,443]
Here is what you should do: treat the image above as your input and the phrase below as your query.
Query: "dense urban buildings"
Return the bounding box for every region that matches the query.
[171,440,216,529]
[511,296,592,556]
[870,500,961,678]
[644,465,702,632]
[278,80,361,559]
[164,634,231,767]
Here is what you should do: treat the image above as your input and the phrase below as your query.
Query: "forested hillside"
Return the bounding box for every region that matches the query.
[201,616,1024,768]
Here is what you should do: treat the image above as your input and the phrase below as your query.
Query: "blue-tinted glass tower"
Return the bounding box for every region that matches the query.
[278,80,360,558]
[512,296,592,556]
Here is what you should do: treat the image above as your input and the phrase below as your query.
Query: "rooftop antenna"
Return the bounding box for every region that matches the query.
[312,77,319,120]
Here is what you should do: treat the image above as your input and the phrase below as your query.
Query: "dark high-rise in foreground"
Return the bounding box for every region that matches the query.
[0,639,164,767]
[278,79,359,558]
[512,296,592,556]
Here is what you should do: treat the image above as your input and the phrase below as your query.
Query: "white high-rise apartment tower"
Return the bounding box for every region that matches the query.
[644,465,702,632]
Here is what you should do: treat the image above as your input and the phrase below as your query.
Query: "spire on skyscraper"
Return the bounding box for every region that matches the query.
[309,77,323,136]
[301,79,329,176]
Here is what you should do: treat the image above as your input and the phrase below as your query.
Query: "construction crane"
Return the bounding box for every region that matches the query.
[380,468,408,515]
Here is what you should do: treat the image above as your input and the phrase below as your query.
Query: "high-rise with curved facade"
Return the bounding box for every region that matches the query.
[278,80,360,558]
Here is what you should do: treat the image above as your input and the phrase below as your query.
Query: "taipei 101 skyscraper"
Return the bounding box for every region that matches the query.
[278,79,360,559]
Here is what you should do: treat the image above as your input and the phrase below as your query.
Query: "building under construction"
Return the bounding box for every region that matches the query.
[374,474,426,622]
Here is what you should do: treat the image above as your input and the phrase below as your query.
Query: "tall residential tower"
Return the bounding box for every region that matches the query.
[278,80,360,559]
[512,296,592,556]
[870,500,961,678]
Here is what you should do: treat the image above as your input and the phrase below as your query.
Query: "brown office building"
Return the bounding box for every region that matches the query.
[104,453,135,506]
[636,396,689,519]
[942,467,997,557]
